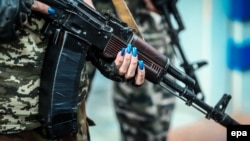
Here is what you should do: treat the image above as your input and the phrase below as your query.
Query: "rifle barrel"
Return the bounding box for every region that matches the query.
[161,76,240,127]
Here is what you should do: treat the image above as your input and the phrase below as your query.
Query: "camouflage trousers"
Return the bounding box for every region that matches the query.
[114,81,176,141]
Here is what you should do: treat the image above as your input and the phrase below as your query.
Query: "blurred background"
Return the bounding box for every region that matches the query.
[86,0,250,140]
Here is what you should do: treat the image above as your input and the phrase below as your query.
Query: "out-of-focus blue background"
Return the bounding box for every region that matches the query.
[86,0,250,140]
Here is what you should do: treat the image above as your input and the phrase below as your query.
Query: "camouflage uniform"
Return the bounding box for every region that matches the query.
[92,0,176,141]
[0,14,90,141]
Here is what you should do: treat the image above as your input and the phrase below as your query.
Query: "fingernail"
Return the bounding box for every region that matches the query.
[127,44,132,54]
[121,48,125,56]
[48,7,56,15]
[132,47,137,57]
[138,60,144,70]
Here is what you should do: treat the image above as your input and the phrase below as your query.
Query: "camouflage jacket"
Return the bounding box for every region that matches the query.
[0,14,89,135]
[0,17,47,133]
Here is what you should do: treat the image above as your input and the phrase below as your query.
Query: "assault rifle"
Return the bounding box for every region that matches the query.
[152,0,207,101]
[38,0,240,139]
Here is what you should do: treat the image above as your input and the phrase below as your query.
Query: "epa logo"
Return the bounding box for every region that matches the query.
[227,125,250,141]
[231,131,247,138]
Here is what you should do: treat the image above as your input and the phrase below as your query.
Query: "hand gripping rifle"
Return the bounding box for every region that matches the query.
[38,0,240,139]
[152,0,207,101]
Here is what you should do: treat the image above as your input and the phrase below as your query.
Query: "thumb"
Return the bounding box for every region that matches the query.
[31,0,54,14]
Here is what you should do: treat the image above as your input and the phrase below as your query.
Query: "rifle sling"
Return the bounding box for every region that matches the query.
[111,0,143,39]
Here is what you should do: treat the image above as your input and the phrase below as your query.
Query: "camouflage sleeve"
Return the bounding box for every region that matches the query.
[0,0,34,42]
